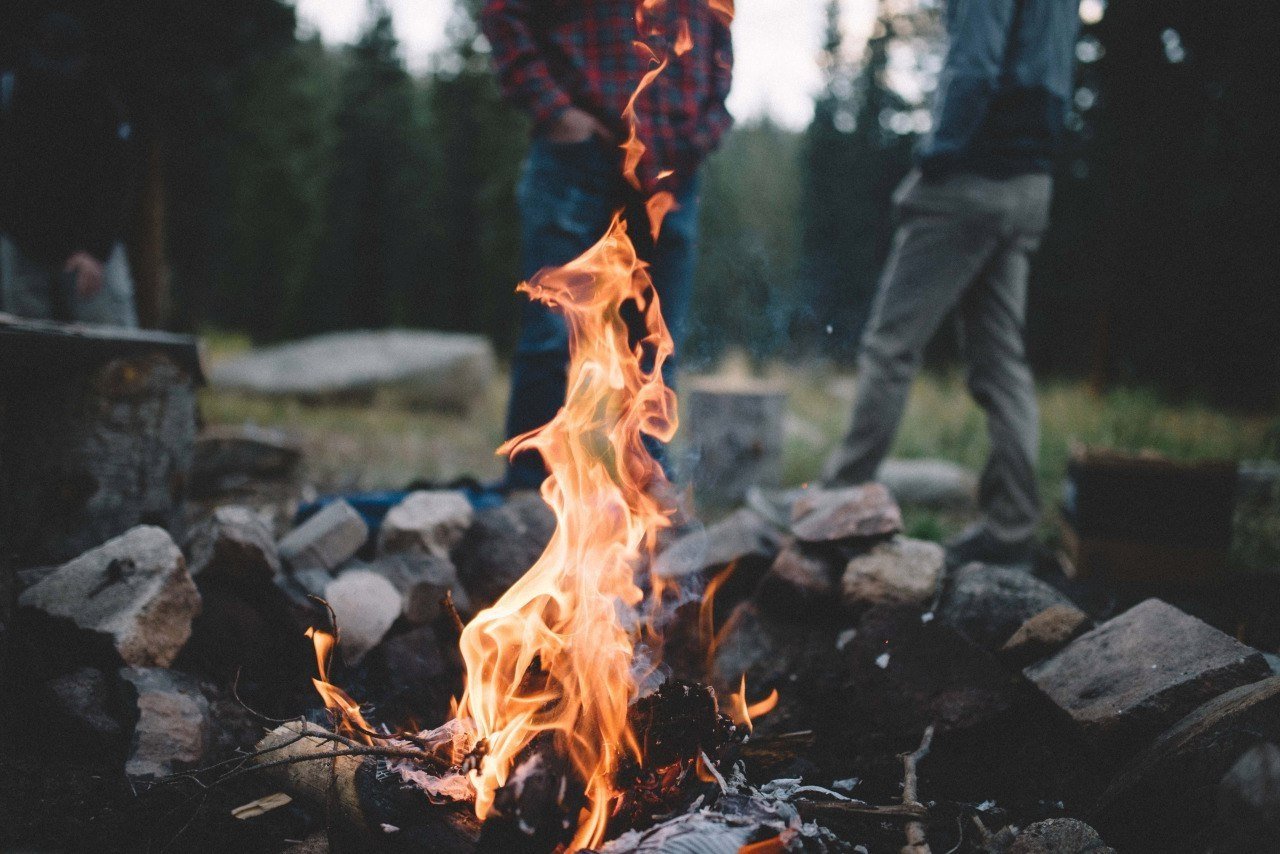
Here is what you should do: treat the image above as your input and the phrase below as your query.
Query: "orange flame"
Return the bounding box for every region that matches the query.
[708,0,735,28]
[621,44,670,191]
[726,675,779,734]
[305,626,376,743]
[455,209,678,850]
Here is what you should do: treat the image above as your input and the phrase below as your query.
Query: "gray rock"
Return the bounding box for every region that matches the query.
[43,667,130,742]
[191,424,301,494]
[653,508,782,580]
[1025,599,1270,746]
[454,492,556,608]
[841,536,943,609]
[278,499,368,573]
[185,505,281,584]
[377,490,473,558]
[789,482,902,544]
[1215,742,1280,846]
[324,569,402,665]
[940,563,1074,650]
[18,526,200,668]
[1095,677,1280,849]
[120,666,211,779]
[999,605,1091,669]
[756,538,840,617]
[209,329,495,413]
[877,457,978,509]
[1008,819,1113,854]
[362,552,470,624]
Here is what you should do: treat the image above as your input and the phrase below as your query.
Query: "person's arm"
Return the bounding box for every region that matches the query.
[920,0,1017,174]
[480,0,574,131]
[687,13,734,160]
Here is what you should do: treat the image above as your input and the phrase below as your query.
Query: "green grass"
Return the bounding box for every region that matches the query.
[198,346,1279,568]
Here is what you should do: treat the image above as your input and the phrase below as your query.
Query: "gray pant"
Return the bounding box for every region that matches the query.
[0,235,138,328]
[823,169,1052,543]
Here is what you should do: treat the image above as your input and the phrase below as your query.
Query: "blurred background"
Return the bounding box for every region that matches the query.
[2,0,1277,559]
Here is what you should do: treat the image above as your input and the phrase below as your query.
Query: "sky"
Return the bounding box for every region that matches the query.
[293,0,877,130]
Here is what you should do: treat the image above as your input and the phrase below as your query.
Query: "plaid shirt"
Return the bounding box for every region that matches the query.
[481,0,733,191]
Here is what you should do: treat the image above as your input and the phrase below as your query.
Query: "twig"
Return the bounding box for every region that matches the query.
[442,589,466,638]
[901,724,935,854]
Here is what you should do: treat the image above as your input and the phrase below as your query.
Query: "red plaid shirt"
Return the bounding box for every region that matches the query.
[481,0,733,191]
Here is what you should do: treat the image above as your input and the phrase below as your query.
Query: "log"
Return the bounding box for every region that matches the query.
[684,379,786,507]
[254,722,480,852]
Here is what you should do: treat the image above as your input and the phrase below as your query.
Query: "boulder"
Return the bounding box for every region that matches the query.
[998,606,1091,669]
[1007,819,1113,854]
[1214,742,1280,848]
[278,499,368,573]
[185,505,281,584]
[841,536,943,609]
[41,667,134,747]
[1094,677,1280,849]
[877,458,978,509]
[1026,599,1270,747]
[120,666,211,779]
[789,483,902,544]
[17,526,200,668]
[453,492,556,608]
[324,569,402,666]
[359,623,456,728]
[209,329,495,413]
[377,490,473,558]
[940,563,1074,650]
[652,508,782,581]
[362,552,471,624]
[755,538,840,618]
[191,424,301,495]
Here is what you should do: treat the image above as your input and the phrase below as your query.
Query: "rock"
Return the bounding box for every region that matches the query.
[755,538,841,618]
[940,563,1074,650]
[1094,677,1280,849]
[120,666,211,779]
[1008,819,1114,854]
[209,329,495,413]
[999,606,1091,669]
[876,458,978,509]
[710,601,783,692]
[1214,742,1280,847]
[41,667,133,745]
[841,536,943,609]
[324,569,402,665]
[362,552,470,624]
[359,623,456,727]
[453,492,555,608]
[1025,599,1270,747]
[191,424,301,495]
[278,499,368,573]
[789,483,902,544]
[17,526,200,668]
[377,490,473,558]
[653,508,782,581]
[185,505,281,584]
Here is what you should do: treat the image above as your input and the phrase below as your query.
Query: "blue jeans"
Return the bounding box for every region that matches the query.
[504,137,700,490]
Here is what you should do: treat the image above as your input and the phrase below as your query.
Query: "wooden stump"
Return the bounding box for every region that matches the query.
[684,379,786,507]
[0,315,201,566]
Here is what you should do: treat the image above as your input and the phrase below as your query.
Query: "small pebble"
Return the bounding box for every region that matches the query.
[875,652,890,669]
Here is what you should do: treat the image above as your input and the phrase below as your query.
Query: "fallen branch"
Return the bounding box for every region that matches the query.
[901,724,936,854]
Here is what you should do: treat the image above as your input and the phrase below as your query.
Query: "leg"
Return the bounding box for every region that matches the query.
[959,180,1051,544]
[823,172,1004,486]
[504,139,616,490]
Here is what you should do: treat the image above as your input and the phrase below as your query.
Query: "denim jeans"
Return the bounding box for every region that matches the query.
[504,137,700,490]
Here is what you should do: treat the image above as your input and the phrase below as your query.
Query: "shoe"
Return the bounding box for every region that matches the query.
[944,524,1033,569]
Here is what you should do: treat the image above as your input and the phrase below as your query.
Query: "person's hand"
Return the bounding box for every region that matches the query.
[546,107,614,144]
[64,251,105,299]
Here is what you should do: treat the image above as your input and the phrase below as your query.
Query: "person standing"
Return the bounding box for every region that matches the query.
[482,0,733,491]
[0,10,138,327]
[822,0,1080,565]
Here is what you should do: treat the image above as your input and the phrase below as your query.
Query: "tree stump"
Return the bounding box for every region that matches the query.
[684,378,786,507]
[0,315,202,567]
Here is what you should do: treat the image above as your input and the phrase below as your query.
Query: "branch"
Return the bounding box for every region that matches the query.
[901,724,936,854]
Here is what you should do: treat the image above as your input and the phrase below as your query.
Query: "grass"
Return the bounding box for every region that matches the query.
[198,338,1280,568]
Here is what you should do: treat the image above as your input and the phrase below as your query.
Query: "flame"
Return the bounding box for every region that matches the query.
[675,19,693,55]
[646,191,678,241]
[726,675,779,734]
[621,44,670,191]
[708,0,734,27]
[305,626,376,743]
[739,837,788,854]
